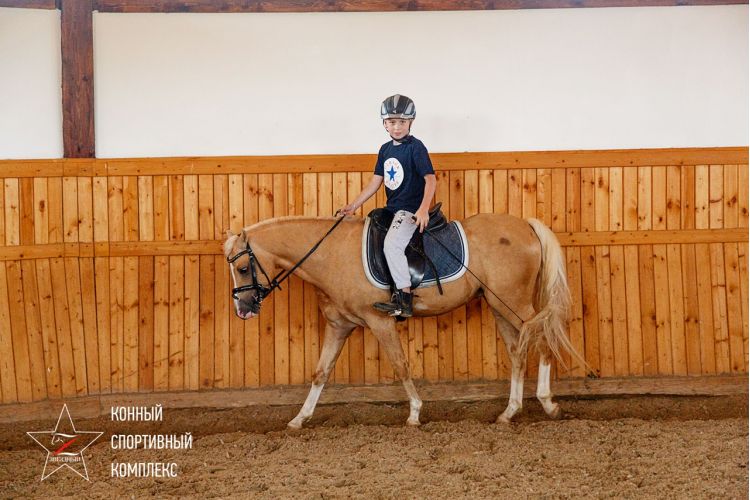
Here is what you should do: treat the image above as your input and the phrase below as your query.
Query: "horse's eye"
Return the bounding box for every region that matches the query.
[238,267,248,274]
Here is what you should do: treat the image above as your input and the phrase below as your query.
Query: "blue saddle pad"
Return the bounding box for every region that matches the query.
[362,218,469,290]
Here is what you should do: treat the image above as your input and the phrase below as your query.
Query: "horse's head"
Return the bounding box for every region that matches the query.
[224,229,277,320]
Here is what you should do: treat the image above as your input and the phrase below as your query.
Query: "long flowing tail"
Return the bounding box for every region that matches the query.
[520,218,588,372]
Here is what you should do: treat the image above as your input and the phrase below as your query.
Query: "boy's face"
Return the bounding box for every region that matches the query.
[383,118,413,141]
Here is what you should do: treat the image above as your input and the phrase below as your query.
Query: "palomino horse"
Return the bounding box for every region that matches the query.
[223,213,583,429]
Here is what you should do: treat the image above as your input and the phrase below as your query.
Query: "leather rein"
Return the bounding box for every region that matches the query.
[226,216,346,311]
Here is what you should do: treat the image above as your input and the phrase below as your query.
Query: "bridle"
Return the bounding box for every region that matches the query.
[226,215,346,312]
[226,241,276,312]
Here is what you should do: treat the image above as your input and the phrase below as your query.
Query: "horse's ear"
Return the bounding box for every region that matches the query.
[241,228,250,241]
[225,229,234,240]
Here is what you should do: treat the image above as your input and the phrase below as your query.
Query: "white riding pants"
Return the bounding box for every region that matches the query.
[384,210,418,290]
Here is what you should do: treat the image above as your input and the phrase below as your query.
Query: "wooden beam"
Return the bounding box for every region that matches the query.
[0,374,745,423]
[93,0,747,13]
[0,228,745,261]
[0,0,56,7]
[61,0,95,158]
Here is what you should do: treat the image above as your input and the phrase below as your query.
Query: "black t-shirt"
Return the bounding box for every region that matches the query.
[374,135,435,214]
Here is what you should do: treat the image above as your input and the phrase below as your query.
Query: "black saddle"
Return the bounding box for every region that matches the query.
[365,203,448,293]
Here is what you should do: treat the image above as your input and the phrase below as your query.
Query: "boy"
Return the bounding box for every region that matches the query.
[339,94,437,317]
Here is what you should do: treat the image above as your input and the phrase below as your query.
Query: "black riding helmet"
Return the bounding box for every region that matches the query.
[380,94,416,120]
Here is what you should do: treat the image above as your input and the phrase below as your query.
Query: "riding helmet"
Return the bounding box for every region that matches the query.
[380,94,416,120]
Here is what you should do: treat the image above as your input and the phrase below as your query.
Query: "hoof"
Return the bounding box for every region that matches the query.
[406,418,421,427]
[495,414,513,424]
[547,404,562,420]
[287,420,303,430]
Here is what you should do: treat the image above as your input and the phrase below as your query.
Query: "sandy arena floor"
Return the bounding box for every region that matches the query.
[0,394,746,499]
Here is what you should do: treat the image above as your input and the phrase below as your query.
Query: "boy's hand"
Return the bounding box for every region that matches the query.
[338,203,357,216]
[414,207,429,233]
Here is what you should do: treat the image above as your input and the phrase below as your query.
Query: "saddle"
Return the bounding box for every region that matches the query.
[365,203,449,293]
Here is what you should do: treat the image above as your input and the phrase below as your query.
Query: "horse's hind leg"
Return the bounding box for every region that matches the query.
[494,313,527,424]
[536,355,562,419]
[370,319,423,426]
[288,318,354,430]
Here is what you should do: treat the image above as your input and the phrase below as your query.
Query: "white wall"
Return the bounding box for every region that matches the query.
[0,6,747,159]
[0,8,62,159]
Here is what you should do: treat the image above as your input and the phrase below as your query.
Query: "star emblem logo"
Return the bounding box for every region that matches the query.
[27,404,103,481]
[387,166,397,181]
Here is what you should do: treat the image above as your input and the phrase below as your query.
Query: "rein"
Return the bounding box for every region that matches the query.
[227,216,346,308]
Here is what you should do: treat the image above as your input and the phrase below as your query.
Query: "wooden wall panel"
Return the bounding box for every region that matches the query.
[0,149,746,404]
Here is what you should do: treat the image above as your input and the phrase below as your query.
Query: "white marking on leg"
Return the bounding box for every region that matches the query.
[498,359,525,423]
[537,359,561,418]
[288,383,324,429]
[402,379,423,426]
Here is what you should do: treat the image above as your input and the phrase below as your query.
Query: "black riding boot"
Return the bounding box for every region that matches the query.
[373,290,413,318]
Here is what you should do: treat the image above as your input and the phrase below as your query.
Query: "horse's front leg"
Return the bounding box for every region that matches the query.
[370,319,423,426]
[288,320,354,429]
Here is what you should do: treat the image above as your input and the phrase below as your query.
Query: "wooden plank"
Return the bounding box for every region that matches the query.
[345,172,364,384]
[138,256,154,391]
[93,256,111,393]
[96,150,749,176]
[33,179,49,245]
[20,260,46,400]
[258,174,274,385]
[109,255,125,392]
[272,173,290,385]
[183,257,200,391]
[694,166,715,374]
[449,171,467,381]
[595,246,615,377]
[5,262,32,402]
[153,170,172,392]
[168,256,185,389]
[562,168,582,377]
[738,243,749,371]
[464,170,482,380]
[228,174,245,388]
[35,259,61,399]
[198,175,215,388]
[301,173,317,385]
[108,177,124,393]
[666,166,687,376]
[122,186,140,393]
[331,173,348,383]
[0,263,18,403]
[651,167,672,374]
[4,179,20,245]
[433,169,451,382]
[184,175,200,390]
[681,165,701,375]
[709,243,730,373]
[593,168,614,376]
[213,175,230,388]
[622,166,643,376]
[724,243,744,373]
[19,179,34,245]
[608,167,628,376]
[0,180,5,246]
[122,176,139,242]
[579,168,599,376]
[61,0,95,158]
[478,169,497,380]
[47,258,76,397]
[0,1,57,9]
[63,257,89,395]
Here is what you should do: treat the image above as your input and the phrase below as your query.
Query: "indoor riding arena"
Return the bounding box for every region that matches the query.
[0,1,747,498]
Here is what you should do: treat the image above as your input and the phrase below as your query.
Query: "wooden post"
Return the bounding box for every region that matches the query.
[61,0,95,158]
